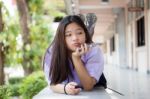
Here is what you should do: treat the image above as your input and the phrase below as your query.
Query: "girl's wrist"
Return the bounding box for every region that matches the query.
[72,55,81,61]
[64,83,68,95]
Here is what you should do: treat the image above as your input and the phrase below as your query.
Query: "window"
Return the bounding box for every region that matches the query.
[136,16,145,47]
[110,36,115,52]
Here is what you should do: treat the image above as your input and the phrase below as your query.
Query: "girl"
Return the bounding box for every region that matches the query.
[43,15,104,95]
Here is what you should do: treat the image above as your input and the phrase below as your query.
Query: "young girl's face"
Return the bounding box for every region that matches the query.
[65,22,86,52]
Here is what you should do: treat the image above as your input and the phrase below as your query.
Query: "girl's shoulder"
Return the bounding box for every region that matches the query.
[87,46,102,55]
[82,46,103,61]
[46,45,53,55]
[44,46,53,63]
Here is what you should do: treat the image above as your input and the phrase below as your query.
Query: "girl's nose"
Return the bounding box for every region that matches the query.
[72,35,78,41]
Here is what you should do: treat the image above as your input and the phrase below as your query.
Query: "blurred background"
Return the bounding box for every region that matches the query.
[0,0,150,99]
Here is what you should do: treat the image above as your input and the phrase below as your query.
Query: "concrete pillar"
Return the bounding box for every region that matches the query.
[116,8,127,68]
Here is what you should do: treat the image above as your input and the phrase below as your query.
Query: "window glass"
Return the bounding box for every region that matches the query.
[136,16,145,47]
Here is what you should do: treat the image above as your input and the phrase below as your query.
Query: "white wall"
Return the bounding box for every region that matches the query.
[106,40,112,64]
[136,47,147,73]
[105,34,119,66]
[147,10,150,73]
[106,0,150,73]
[131,23,137,70]
[106,8,127,67]
[125,2,149,73]
[115,34,119,66]
[126,25,133,68]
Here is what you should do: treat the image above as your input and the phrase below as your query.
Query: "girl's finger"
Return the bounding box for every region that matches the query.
[77,47,82,53]
[73,88,81,95]
[84,43,88,52]
[69,82,78,85]
[80,44,84,54]
[68,82,77,89]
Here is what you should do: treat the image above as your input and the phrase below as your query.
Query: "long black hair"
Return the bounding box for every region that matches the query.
[47,15,92,84]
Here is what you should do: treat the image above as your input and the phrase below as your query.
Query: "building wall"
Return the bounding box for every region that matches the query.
[124,0,149,73]
[126,25,133,68]
[106,0,150,73]
[106,33,119,66]
[147,8,150,73]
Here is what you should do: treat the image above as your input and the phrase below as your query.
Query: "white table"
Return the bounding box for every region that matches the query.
[33,86,123,99]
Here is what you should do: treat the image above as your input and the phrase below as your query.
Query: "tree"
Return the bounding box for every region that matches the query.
[0,0,65,79]
[16,0,32,75]
[0,1,4,85]
[0,43,4,85]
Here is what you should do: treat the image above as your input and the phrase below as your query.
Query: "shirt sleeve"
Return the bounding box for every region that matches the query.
[85,46,104,83]
[43,47,52,85]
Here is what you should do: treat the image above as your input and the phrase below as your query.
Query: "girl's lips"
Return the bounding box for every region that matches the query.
[73,43,81,47]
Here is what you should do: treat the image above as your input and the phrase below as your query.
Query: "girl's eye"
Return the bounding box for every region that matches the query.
[65,34,71,37]
[77,32,83,35]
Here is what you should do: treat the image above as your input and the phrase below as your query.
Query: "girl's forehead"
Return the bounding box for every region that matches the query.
[65,23,83,32]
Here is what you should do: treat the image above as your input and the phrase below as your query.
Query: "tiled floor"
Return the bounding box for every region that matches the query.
[104,65,150,99]
[33,64,150,99]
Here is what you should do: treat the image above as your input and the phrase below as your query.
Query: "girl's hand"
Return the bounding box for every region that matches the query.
[72,43,89,58]
[65,82,81,95]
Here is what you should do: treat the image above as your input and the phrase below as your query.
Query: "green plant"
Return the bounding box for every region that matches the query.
[8,77,23,96]
[8,77,24,84]
[19,71,47,99]
[53,16,63,22]
[0,85,11,99]
[9,84,21,96]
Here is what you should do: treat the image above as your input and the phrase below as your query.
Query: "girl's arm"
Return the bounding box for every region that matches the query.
[72,56,96,91]
[71,44,97,91]
[50,82,81,95]
[50,84,65,94]
[43,47,81,95]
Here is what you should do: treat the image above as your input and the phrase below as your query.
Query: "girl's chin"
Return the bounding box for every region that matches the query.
[69,46,80,52]
[68,48,76,52]
[71,49,76,52]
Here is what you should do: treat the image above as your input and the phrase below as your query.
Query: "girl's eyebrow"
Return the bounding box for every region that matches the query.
[76,28,83,31]
[65,28,83,34]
